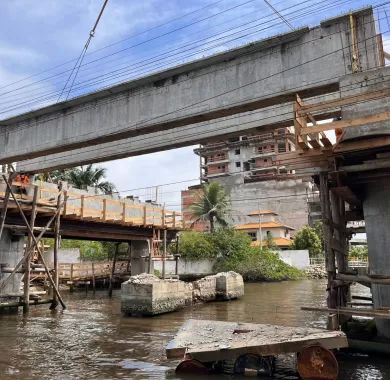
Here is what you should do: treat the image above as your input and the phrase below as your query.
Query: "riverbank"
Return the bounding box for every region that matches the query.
[0,280,387,379]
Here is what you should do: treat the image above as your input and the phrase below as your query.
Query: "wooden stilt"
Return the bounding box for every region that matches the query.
[108,243,119,297]
[1,175,66,309]
[126,242,131,274]
[23,185,38,313]
[52,184,63,306]
[0,204,61,293]
[92,262,96,293]
[162,229,167,279]
[0,173,15,240]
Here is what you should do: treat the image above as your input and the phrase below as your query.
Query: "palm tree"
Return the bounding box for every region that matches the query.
[67,164,115,193]
[190,182,230,232]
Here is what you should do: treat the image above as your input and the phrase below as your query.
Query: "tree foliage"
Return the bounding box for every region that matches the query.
[173,229,303,281]
[290,224,323,257]
[38,164,116,194]
[189,182,230,232]
[349,245,368,260]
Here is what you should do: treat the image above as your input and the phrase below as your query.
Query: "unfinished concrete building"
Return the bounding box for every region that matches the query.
[193,128,313,230]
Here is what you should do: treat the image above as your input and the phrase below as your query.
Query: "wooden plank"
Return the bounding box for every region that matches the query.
[302,306,390,319]
[336,273,390,285]
[166,319,347,362]
[331,186,361,206]
[301,112,390,135]
[340,158,390,173]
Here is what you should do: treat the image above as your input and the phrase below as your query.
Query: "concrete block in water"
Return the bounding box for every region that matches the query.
[121,274,189,316]
[192,275,217,303]
[215,272,244,300]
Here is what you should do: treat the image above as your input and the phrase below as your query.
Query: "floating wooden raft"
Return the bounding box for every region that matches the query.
[166,319,348,362]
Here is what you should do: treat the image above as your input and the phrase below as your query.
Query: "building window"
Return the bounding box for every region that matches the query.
[235,149,240,155]
[248,232,257,241]
[266,231,271,237]
[264,159,267,163]
[235,162,241,168]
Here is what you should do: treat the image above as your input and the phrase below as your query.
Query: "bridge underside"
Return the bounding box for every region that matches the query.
[0,8,380,172]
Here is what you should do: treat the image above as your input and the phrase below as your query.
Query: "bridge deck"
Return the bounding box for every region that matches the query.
[0,179,183,231]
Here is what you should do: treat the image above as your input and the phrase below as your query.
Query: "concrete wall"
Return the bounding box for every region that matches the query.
[154,259,215,276]
[43,248,80,267]
[3,9,379,168]
[216,175,311,231]
[277,250,310,270]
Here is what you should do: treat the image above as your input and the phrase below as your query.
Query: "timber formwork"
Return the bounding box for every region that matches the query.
[0,177,182,310]
[276,92,390,328]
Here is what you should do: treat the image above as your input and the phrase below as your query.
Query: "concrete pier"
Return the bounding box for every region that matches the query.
[0,228,25,304]
[121,272,244,316]
[130,240,149,276]
[121,274,190,316]
[362,179,390,338]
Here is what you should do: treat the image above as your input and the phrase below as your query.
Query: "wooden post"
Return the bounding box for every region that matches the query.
[126,242,131,273]
[122,202,126,223]
[319,173,336,286]
[52,184,63,306]
[162,229,167,279]
[147,239,152,274]
[0,173,15,240]
[80,195,85,218]
[23,185,39,313]
[143,205,147,226]
[70,264,74,293]
[92,262,96,293]
[173,211,176,228]
[102,198,107,221]
[1,175,66,309]
[108,243,119,297]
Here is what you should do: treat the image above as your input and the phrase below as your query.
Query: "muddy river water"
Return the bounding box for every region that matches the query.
[0,280,388,379]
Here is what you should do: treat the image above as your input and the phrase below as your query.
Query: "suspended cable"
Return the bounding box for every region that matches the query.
[57,0,109,102]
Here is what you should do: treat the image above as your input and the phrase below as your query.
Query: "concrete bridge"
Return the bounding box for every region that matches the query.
[0,8,381,173]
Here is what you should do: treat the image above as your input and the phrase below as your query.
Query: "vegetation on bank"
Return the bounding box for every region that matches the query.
[43,239,128,261]
[173,229,303,281]
[290,223,323,257]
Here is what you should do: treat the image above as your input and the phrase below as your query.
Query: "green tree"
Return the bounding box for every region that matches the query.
[265,232,277,250]
[38,164,115,194]
[349,245,368,260]
[291,225,323,257]
[189,182,230,232]
[67,164,115,193]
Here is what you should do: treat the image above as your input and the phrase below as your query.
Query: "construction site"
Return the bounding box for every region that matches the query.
[1,1,390,379]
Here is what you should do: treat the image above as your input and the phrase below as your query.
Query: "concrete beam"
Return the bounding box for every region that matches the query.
[0,8,379,166]
[17,92,340,172]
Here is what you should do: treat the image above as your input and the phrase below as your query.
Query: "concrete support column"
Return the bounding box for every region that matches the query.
[363,178,390,338]
[130,240,149,276]
[0,228,25,302]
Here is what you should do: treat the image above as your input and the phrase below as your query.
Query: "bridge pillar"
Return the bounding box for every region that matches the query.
[0,228,25,306]
[130,240,149,276]
[363,178,390,338]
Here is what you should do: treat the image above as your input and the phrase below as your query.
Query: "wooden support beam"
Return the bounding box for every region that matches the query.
[0,172,15,240]
[301,112,390,135]
[0,175,66,309]
[331,186,361,206]
[340,158,390,173]
[302,306,390,319]
[52,184,63,307]
[23,185,38,313]
[108,243,119,297]
[337,273,390,285]
[345,209,364,222]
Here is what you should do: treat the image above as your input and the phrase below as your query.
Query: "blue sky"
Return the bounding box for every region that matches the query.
[0,0,383,209]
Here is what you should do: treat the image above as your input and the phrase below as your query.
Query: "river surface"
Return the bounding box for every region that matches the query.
[0,280,388,379]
